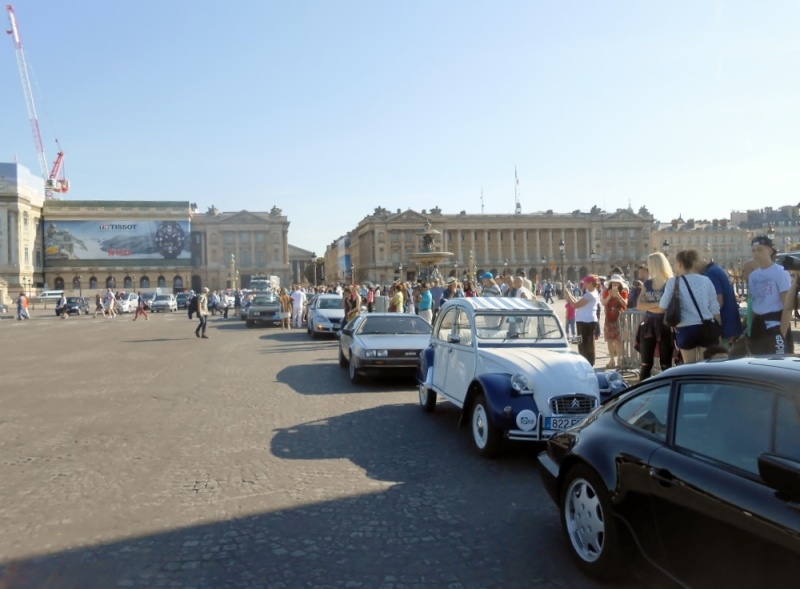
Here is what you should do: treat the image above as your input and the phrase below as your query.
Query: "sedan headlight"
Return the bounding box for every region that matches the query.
[314,313,331,325]
[365,350,389,358]
[510,373,529,392]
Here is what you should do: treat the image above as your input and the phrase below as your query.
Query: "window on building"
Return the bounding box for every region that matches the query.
[89,276,98,289]
[123,276,133,289]
[157,275,166,288]
[378,231,385,243]
[256,251,266,266]
[240,251,251,267]
[617,229,625,238]
[240,232,250,244]
[391,231,399,242]
[35,250,41,267]
[629,229,636,238]
[224,233,234,245]
[23,212,28,228]
[140,276,150,288]
[605,229,612,238]
[106,276,116,289]
[24,246,29,264]
[54,276,65,290]
[72,276,81,289]
[256,232,266,243]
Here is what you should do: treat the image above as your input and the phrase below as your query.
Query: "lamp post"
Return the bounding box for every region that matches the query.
[77,275,82,298]
[132,274,136,292]
[503,259,508,277]
[185,275,189,292]
[590,249,596,274]
[454,259,459,279]
[785,236,792,252]
[311,252,317,288]
[767,225,776,242]
[351,263,355,284]
[662,239,670,257]
[468,250,475,281]
[558,239,565,288]
[705,242,712,262]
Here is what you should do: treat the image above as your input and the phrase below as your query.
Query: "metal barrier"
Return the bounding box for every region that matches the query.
[619,309,647,375]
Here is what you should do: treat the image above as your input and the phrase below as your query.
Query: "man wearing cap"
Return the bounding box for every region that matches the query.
[748,235,797,354]
[480,272,502,297]
[195,287,210,338]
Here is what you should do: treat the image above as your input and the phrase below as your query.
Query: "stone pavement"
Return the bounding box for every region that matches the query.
[0,309,629,589]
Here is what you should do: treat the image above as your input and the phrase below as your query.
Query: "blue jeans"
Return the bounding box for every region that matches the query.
[195,314,207,335]
[566,318,576,337]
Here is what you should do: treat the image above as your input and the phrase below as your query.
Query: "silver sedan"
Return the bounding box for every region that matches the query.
[338,313,433,384]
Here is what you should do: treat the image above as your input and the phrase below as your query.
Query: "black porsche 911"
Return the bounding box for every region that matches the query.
[538,356,800,589]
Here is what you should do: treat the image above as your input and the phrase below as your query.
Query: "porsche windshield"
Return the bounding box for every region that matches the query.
[474,313,564,342]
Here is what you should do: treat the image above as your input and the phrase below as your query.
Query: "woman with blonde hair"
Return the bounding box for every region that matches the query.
[636,252,674,379]
[659,249,721,364]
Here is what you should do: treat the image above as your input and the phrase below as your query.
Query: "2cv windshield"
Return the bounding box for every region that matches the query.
[474,313,564,343]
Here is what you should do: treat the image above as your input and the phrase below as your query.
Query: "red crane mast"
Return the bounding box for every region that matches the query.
[6,4,69,198]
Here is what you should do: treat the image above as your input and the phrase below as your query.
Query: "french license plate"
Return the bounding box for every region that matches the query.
[545,417,584,430]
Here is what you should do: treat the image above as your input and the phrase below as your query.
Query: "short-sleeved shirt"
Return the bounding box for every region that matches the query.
[702,262,743,339]
[576,290,599,323]
[660,274,720,327]
[749,263,792,324]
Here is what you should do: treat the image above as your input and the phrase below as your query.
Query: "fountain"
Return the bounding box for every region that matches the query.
[408,221,454,283]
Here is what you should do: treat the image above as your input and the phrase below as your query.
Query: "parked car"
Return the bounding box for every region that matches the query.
[150,294,178,312]
[338,313,433,383]
[0,302,8,313]
[417,297,626,457]
[245,293,281,328]
[537,357,800,587]
[175,292,191,309]
[62,296,90,316]
[116,292,139,313]
[306,294,345,338]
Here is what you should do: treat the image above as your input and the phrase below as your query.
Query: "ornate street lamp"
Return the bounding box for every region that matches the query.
[454,259,459,278]
[662,239,670,257]
[503,259,508,277]
[590,249,596,274]
[398,263,403,281]
[767,225,776,242]
[311,252,317,288]
[77,275,82,298]
[558,239,565,285]
[350,263,355,283]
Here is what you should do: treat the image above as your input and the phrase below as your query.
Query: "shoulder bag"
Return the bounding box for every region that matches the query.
[663,278,681,327]
[682,275,720,346]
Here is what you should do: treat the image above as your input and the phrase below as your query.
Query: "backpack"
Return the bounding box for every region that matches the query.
[188,294,198,314]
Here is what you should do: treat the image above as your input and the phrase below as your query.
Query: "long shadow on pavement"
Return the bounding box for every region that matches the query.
[0,403,620,589]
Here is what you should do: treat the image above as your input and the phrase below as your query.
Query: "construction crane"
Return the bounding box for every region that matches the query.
[6,4,69,198]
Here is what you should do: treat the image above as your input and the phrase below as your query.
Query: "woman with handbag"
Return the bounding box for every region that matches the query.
[659,249,721,364]
[636,252,674,380]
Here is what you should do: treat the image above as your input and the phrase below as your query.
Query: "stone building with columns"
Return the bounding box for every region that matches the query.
[0,163,46,302]
[339,205,655,285]
[650,217,752,273]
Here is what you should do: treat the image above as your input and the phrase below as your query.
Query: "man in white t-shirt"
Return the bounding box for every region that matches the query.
[290,286,306,329]
[748,236,796,355]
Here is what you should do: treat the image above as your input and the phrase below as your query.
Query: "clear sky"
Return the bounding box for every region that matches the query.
[2,1,798,256]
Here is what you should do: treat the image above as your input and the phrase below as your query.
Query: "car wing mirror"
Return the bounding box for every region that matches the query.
[341,328,353,336]
[447,334,461,344]
[758,453,800,501]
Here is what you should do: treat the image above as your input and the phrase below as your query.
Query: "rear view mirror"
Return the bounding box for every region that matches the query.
[758,453,800,501]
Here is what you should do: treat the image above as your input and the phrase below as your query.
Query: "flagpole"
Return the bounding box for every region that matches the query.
[514,167,521,214]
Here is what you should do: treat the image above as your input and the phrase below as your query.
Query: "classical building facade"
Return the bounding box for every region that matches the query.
[338,205,656,285]
[0,163,295,302]
[651,217,752,272]
[0,163,45,301]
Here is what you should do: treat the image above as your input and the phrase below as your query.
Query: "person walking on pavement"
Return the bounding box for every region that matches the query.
[195,287,210,338]
[133,291,149,321]
[279,288,292,329]
[17,292,30,320]
[290,285,306,328]
[57,293,68,319]
[417,282,433,324]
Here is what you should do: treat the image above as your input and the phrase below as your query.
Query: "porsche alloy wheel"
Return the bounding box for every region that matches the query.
[560,465,622,581]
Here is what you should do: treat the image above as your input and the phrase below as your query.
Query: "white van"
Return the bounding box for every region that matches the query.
[39,290,65,300]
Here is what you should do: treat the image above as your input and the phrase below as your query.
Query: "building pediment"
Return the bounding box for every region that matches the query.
[219,211,271,225]
[387,209,430,225]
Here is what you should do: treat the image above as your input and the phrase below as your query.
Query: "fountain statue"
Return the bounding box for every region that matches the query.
[408,221,454,282]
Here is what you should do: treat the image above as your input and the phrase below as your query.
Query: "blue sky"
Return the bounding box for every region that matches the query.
[2,1,799,256]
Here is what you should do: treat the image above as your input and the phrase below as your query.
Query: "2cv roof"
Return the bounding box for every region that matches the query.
[443,297,552,313]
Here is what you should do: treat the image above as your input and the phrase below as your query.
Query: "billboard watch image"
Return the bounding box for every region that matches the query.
[45,220,190,261]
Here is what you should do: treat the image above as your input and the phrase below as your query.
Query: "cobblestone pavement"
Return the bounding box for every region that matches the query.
[0,309,634,589]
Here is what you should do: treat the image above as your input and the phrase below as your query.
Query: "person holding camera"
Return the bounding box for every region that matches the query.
[602,274,628,369]
[748,236,797,355]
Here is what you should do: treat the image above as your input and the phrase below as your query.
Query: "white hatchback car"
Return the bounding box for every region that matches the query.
[151,293,178,312]
[417,297,626,457]
[117,292,139,313]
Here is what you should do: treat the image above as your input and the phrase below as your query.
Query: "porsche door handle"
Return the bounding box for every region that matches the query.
[649,467,675,486]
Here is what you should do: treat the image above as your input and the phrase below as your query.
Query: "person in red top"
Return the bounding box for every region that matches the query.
[602,274,629,368]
